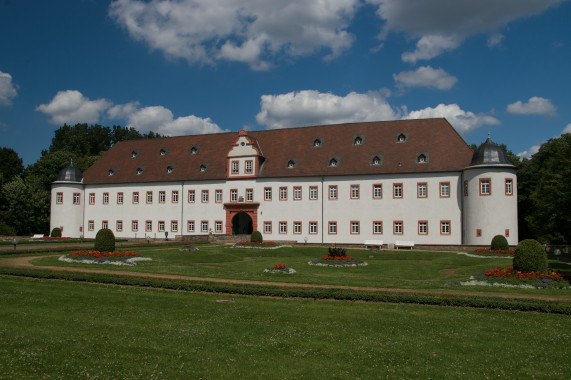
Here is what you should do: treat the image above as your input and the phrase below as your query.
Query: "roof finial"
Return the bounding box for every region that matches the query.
[487,131,491,140]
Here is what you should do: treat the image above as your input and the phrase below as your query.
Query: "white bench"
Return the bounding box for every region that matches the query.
[31,234,45,240]
[364,240,383,249]
[395,240,414,250]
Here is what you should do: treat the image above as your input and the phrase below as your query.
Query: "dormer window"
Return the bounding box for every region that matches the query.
[199,164,207,172]
[313,138,322,148]
[130,150,139,158]
[287,159,296,169]
[371,155,383,166]
[108,168,116,176]
[328,158,339,167]
[190,146,199,155]
[166,166,174,174]
[353,136,364,145]
[416,153,429,164]
[136,167,144,175]
[396,133,408,143]
[159,148,168,156]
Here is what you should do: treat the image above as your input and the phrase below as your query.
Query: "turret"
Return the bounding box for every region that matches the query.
[50,161,85,238]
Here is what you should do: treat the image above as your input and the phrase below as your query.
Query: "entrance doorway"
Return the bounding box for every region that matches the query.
[232,212,253,235]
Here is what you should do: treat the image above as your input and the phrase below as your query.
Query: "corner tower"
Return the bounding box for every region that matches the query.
[50,161,84,238]
[463,138,518,245]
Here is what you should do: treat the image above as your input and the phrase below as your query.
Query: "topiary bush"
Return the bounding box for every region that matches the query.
[50,227,62,238]
[328,247,347,257]
[251,230,263,243]
[513,239,547,273]
[94,228,115,253]
[490,234,509,251]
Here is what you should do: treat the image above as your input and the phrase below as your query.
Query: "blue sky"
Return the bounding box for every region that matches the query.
[1,0,570,166]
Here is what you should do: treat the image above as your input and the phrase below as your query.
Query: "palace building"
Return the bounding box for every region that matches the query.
[50,118,518,246]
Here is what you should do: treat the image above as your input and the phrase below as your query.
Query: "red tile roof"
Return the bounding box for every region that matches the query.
[83,118,473,184]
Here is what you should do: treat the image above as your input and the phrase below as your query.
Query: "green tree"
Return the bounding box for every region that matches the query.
[0,147,24,186]
[1,177,50,235]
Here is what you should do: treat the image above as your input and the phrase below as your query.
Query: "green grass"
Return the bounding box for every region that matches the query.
[30,245,571,295]
[0,276,569,379]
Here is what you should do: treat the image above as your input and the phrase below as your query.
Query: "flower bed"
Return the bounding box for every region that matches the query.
[179,245,199,251]
[231,241,287,249]
[447,266,569,289]
[308,255,368,267]
[59,250,152,266]
[474,248,514,255]
[263,263,296,274]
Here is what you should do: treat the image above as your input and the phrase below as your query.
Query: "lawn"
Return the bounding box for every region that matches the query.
[29,244,571,295]
[0,276,569,379]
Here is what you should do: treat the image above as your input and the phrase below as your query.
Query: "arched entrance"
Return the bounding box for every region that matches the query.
[232,212,253,235]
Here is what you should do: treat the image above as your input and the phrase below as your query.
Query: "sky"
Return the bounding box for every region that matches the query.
[1,0,570,166]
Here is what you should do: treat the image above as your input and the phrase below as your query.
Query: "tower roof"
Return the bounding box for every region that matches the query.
[55,161,84,183]
[468,137,514,168]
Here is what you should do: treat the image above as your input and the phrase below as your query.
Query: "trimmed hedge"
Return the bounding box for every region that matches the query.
[94,229,116,252]
[50,228,62,238]
[0,266,569,315]
[251,230,263,243]
[513,239,548,273]
[491,235,509,251]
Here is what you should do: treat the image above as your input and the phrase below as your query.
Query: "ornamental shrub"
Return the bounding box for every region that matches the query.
[251,230,263,243]
[50,227,62,238]
[513,239,547,273]
[490,235,509,251]
[328,247,346,257]
[94,228,116,253]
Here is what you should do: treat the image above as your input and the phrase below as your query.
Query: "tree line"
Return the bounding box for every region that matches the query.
[0,125,569,244]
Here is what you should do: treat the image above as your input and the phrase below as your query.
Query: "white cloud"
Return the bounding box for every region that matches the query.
[487,33,505,47]
[404,103,500,134]
[506,96,557,117]
[368,0,564,61]
[0,70,18,106]
[256,89,400,129]
[107,102,140,119]
[109,0,359,70]
[562,124,571,134]
[36,90,112,125]
[393,66,458,90]
[517,145,540,159]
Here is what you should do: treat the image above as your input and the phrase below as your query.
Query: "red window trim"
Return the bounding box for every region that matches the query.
[309,186,318,200]
[505,178,513,196]
[172,190,179,204]
[439,182,451,198]
[350,184,360,199]
[263,221,272,234]
[279,221,287,234]
[215,189,223,203]
[479,178,491,196]
[328,185,338,200]
[350,220,360,235]
[440,220,451,235]
[309,221,318,235]
[187,220,195,233]
[372,221,383,235]
[56,192,63,204]
[328,221,337,235]
[393,220,404,235]
[417,182,427,198]
[372,184,383,199]
[264,187,272,201]
[393,183,403,199]
[418,220,428,235]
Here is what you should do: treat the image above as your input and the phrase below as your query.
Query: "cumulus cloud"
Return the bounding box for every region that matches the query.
[404,103,500,134]
[506,96,557,117]
[256,89,400,129]
[36,90,112,125]
[109,0,359,70]
[0,70,18,106]
[368,0,564,61]
[487,33,505,47]
[393,66,458,90]
[562,124,571,134]
[517,144,541,159]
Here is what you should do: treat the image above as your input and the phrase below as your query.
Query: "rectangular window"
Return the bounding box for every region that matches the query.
[231,161,239,174]
[88,220,94,231]
[159,191,166,203]
[264,187,272,201]
[145,220,152,232]
[480,178,491,196]
[393,183,403,199]
[464,180,469,197]
[133,192,139,204]
[264,221,272,234]
[350,221,360,235]
[309,186,318,200]
[172,190,179,203]
[279,187,287,201]
[187,220,195,232]
[102,220,108,229]
[146,191,153,204]
[329,185,338,200]
[476,228,482,237]
[350,184,360,199]
[73,193,81,205]
[373,221,383,234]
[440,182,450,198]
[418,221,428,235]
[202,190,209,203]
[89,193,95,205]
[215,189,223,203]
[132,220,138,232]
[505,229,510,237]
[158,221,165,232]
[117,192,123,205]
[440,221,451,235]
[309,222,318,234]
[245,160,253,174]
[188,190,195,203]
[393,221,403,235]
[171,220,178,232]
[231,189,238,202]
[293,221,302,234]
[103,192,109,205]
[201,221,208,233]
[246,188,253,202]
[328,221,337,235]
[215,221,223,233]
[116,220,123,232]
[505,179,513,195]
[373,184,382,199]
[56,192,63,204]
[279,221,287,234]
[293,186,302,200]
[417,183,427,198]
